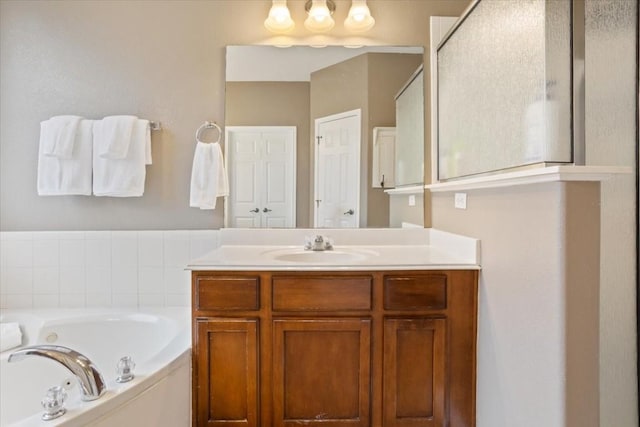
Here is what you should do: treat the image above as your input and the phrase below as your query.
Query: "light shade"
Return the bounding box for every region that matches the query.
[304,0,335,33]
[264,0,295,34]
[344,0,375,33]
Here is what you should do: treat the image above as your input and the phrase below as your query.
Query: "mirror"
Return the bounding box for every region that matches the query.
[225,45,424,229]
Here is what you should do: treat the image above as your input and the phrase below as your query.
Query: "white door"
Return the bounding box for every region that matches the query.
[225,126,296,228]
[314,109,361,228]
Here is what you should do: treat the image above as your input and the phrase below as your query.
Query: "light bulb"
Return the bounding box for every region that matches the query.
[344,0,375,33]
[304,0,335,33]
[264,0,295,34]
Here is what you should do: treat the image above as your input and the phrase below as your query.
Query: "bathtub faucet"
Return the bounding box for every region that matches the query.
[8,345,107,401]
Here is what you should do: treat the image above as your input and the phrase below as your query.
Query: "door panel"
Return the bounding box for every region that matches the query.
[273,318,371,427]
[195,318,259,426]
[315,110,360,228]
[384,318,446,427]
[226,127,296,228]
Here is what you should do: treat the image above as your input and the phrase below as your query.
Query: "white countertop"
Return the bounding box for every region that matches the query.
[187,228,480,271]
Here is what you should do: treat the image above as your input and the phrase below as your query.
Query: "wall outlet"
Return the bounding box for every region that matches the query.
[454,193,467,209]
[408,195,416,206]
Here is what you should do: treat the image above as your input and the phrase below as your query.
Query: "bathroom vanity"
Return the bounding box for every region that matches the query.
[189,229,480,427]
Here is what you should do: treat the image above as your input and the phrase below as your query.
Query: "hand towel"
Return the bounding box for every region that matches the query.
[190,142,229,210]
[0,322,23,352]
[37,119,93,196]
[95,115,138,159]
[93,119,152,197]
[41,115,83,159]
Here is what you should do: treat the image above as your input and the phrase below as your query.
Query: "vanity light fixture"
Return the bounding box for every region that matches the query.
[304,0,336,33]
[264,0,374,35]
[264,0,295,34]
[344,0,375,33]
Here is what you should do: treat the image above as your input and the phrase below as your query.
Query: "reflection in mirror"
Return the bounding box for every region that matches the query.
[225,45,424,229]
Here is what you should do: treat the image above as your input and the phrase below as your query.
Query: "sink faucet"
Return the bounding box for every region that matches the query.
[9,345,107,401]
[305,235,333,251]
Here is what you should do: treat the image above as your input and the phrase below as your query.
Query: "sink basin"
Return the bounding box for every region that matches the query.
[261,248,379,264]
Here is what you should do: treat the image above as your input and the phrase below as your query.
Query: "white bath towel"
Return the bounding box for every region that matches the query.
[94,115,139,159]
[190,141,229,210]
[41,115,83,159]
[37,119,93,196]
[0,322,23,352]
[93,119,152,197]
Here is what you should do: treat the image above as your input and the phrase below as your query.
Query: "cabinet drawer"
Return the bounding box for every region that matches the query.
[384,275,447,310]
[272,276,372,311]
[195,276,260,311]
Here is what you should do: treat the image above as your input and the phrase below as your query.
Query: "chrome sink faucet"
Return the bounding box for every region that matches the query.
[304,235,333,251]
[9,345,106,401]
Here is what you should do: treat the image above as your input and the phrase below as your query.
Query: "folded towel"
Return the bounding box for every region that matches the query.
[190,141,229,210]
[41,115,83,159]
[37,119,93,196]
[95,115,138,159]
[93,119,152,197]
[0,322,23,352]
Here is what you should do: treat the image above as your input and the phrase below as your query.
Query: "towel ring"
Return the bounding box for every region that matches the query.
[195,121,222,144]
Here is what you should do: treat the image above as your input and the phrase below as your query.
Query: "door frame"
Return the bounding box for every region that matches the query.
[224,126,297,228]
[313,109,362,228]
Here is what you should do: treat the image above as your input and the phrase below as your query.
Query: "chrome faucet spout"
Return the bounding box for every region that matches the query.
[9,345,106,401]
[304,234,333,251]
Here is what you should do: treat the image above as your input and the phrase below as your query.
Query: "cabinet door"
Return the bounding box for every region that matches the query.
[273,318,371,427]
[194,318,259,427]
[384,318,446,427]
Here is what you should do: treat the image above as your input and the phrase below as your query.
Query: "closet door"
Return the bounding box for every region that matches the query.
[226,127,296,228]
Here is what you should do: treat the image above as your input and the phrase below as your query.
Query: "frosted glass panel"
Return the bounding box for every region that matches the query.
[395,68,424,186]
[585,0,637,166]
[437,0,572,180]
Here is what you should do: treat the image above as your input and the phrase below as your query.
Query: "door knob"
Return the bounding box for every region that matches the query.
[343,209,355,215]
[263,208,272,213]
[249,208,259,213]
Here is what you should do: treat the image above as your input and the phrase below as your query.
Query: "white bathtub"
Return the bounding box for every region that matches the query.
[0,308,191,427]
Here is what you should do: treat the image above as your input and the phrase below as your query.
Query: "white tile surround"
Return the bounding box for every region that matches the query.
[0,230,220,309]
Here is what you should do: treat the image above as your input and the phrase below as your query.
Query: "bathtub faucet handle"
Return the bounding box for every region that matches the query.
[41,385,67,421]
[116,356,135,383]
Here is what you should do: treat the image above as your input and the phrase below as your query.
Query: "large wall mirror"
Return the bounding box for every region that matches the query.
[224,45,424,229]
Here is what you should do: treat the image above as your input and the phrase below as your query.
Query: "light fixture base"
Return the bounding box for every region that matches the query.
[304,0,336,15]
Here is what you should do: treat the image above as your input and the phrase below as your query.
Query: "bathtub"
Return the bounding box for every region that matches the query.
[0,308,191,427]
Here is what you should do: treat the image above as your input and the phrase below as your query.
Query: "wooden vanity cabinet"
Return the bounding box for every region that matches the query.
[191,270,478,427]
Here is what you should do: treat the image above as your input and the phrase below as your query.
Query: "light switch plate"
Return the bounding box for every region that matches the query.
[408,195,416,206]
[454,193,467,209]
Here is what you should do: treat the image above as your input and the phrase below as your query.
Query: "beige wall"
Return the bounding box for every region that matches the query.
[0,0,469,231]
[389,193,424,228]
[225,81,311,227]
[432,182,602,427]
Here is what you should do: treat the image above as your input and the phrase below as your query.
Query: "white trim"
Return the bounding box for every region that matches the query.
[384,185,424,195]
[425,165,632,192]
